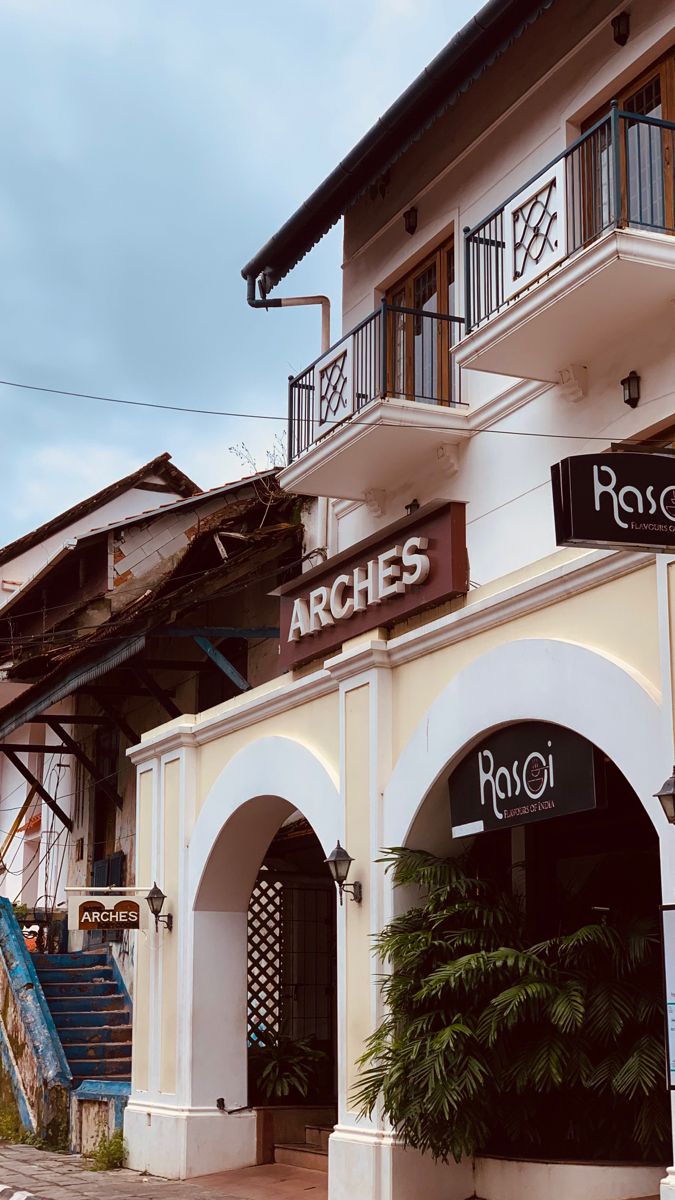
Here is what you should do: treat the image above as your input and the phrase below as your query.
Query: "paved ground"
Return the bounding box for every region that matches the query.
[0,1145,327,1200]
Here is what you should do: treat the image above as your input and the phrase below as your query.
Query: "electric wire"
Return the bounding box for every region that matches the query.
[0,541,310,649]
[2,373,675,447]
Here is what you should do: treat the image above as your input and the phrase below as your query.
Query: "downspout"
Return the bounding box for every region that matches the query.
[246,272,331,353]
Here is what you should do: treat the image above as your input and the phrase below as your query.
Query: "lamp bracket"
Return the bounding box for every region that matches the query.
[339,881,362,905]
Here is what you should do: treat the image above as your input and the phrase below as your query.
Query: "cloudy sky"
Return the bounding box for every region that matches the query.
[0,0,478,543]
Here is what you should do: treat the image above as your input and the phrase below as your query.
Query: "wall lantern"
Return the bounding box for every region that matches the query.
[146,882,173,932]
[655,767,675,824]
[325,842,362,905]
[403,207,418,236]
[621,371,640,409]
[611,11,630,46]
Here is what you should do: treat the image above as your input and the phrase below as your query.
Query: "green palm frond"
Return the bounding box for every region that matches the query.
[352,847,668,1164]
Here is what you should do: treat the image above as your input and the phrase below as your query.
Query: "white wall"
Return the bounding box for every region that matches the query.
[314,0,675,590]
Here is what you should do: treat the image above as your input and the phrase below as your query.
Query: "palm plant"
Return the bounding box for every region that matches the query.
[353,848,668,1163]
[249,1029,325,1101]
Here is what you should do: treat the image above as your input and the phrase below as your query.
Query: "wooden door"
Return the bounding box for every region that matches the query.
[582,53,675,236]
[386,236,454,405]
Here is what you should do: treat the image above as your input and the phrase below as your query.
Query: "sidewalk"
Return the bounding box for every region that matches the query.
[0,1145,327,1200]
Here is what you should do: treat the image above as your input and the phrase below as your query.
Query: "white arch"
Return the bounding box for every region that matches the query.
[384,639,671,851]
[185,735,341,1119]
[189,734,340,910]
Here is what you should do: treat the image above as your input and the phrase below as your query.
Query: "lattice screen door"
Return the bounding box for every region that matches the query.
[247,873,284,1042]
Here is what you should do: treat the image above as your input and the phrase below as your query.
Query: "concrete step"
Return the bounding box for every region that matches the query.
[59,1024,131,1044]
[41,981,117,996]
[274,1143,328,1173]
[65,1042,131,1063]
[67,1056,132,1078]
[48,995,125,1013]
[37,966,114,985]
[305,1125,332,1151]
[33,952,108,969]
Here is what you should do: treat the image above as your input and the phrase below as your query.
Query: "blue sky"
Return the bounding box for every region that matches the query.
[0,0,478,542]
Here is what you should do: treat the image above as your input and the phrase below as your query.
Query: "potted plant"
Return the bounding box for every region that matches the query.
[249,1028,325,1102]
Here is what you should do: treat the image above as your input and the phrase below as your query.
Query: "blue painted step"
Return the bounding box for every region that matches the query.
[59,1025,131,1044]
[38,967,114,984]
[54,1009,129,1027]
[41,982,117,998]
[49,995,125,1012]
[33,952,108,969]
[68,1065,130,1084]
[65,1042,131,1061]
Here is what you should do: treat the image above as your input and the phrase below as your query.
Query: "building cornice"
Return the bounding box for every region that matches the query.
[325,638,391,683]
[128,728,197,766]
[386,546,652,666]
[127,547,653,760]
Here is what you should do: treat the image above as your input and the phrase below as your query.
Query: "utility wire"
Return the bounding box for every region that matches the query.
[1,374,675,447]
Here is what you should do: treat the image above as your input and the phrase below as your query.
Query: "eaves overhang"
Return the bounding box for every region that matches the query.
[0,634,146,741]
[241,0,556,292]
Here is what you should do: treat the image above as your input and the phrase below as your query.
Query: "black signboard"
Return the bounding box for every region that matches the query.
[552,453,675,553]
[449,722,596,839]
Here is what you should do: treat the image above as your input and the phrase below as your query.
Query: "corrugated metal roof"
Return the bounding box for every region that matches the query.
[0,453,200,569]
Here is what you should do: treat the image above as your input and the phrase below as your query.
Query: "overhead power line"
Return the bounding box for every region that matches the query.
[1,375,674,447]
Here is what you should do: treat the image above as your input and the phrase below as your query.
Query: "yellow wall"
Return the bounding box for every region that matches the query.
[196,693,340,816]
[392,565,660,759]
[160,758,180,1095]
[133,768,154,1092]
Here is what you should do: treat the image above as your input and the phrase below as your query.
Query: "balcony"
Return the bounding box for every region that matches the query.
[456,105,675,382]
[279,303,467,501]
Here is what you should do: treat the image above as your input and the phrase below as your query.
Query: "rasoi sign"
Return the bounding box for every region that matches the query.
[449,722,596,839]
[277,501,468,669]
[552,453,675,552]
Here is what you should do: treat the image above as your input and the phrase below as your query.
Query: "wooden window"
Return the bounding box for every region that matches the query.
[385,235,456,405]
[582,51,675,235]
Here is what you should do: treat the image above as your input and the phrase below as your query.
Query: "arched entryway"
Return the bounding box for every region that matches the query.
[187,737,340,1156]
[383,728,666,1163]
[378,639,674,1198]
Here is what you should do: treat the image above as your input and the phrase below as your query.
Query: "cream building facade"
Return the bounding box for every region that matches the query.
[124,2,675,1197]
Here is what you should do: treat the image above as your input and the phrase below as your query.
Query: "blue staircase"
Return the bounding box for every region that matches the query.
[32,950,132,1088]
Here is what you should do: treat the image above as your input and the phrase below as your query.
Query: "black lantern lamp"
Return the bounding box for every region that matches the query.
[621,371,640,409]
[611,11,630,46]
[146,882,173,932]
[655,767,675,824]
[325,842,362,905]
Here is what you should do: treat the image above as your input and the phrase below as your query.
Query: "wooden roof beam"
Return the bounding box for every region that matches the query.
[1,749,72,831]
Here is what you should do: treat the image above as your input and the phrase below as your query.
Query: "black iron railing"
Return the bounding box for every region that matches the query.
[288,301,464,463]
[464,103,675,331]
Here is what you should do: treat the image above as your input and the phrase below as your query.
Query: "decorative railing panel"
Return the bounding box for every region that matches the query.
[288,302,464,463]
[465,105,675,331]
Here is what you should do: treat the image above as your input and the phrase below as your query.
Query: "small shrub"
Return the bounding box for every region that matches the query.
[0,1106,45,1149]
[86,1128,125,1171]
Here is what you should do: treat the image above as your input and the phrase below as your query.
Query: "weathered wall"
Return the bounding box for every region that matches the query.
[0,898,70,1144]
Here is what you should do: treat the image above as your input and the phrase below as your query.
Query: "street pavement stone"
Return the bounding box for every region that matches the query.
[0,1145,327,1200]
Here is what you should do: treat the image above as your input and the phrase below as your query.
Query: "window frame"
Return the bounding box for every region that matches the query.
[385,233,456,406]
